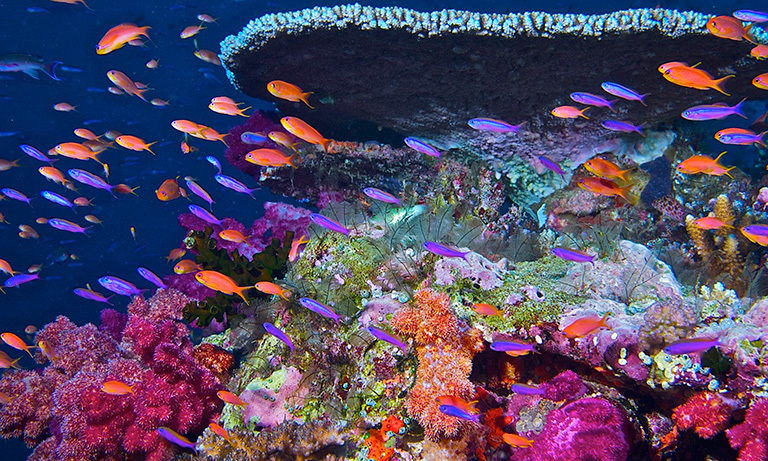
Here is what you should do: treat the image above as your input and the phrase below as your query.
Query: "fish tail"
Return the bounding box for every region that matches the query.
[617,168,634,182]
[618,185,637,205]
[713,151,728,164]
[607,99,618,112]
[135,87,149,102]
[146,142,157,155]
[287,154,298,169]
[301,92,315,109]
[599,313,611,329]
[42,61,62,81]
[639,93,650,106]
[579,108,589,119]
[733,98,748,119]
[80,0,94,10]
[320,138,333,152]
[10,357,21,370]
[235,287,249,303]
[758,131,768,148]
[713,75,735,96]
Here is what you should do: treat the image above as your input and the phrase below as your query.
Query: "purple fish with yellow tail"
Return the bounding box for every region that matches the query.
[309,213,350,236]
[188,205,224,226]
[48,218,90,235]
[263,322,294,352]
[423,241,469,259]
[682,99,747,121]
[601,82,648,105]
[570,92,616,111]
[601,120,645,136]
[467,118,523,133]
[664,337,723,355]
[298,297,340,322]
[367,326,408,352]
[551,247,595,265]
[137,267,167,289]
[157,427,198,455]
[490,339,535,357]
[538,156,565,179]
[363,187,400,205]
[404,137,441,158]
[510,383,545,395]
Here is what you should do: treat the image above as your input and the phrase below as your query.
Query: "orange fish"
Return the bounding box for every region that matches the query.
[0,390,12,404]
[551,106,589,119]
[754,73,768,90]
[166,248,186,262]
[1,332,37,357]
[174,259,203,275]
[37,340,59,362]
[288,235,309,262]
[577,177,632,203]
[84,215,102,225]
[101,380,134,395]
[19,225,39,239]
[146,59,159,69]
[741,225,768,246]
[268,131,298,151]
[150,98,169,107]
[472,303,501,316]
[180,141,197,154]
[267,80,314,108]
[435,395,478,415]
[676,151,734,178]
[51,0,93,9]
[657,61,695,73]
[74,128,101,141]
[280,117,331,151]
[219,229,253,247]
[194,49,221,66]
[73,197,94,207]
[706,15,746,41]
[53,102,76,112]
[245,148,296,168]
[751,45,768,60]
[195,270,252,302]
[180,25,205,39]
[96,23,151,55]
[0,158,20,171]
[217,390,246,407]
[692,216,733,230]
[54,142,103,164]
[502,433,534,448]
[208,99,250,117]
[0,259,19,276]
[107,70,150,101]
[156,178,185,201]
[38,166,72,188]
[253,281,291,301]
[208,423,232,444]
[563,313,610,338]
[583,158,632,181]
[661,65,734,96]
[116,135,156,154]
[0,352,20,370]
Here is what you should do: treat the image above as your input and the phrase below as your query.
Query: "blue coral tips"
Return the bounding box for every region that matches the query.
[309,213,350,236]
[423,241,469,259]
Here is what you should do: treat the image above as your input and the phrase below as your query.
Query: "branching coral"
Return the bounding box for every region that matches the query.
[672,391,732,439]
[726,397,768,461]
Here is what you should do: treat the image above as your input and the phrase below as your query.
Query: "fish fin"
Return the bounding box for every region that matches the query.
[607,99,619,112]
[287,154,297,169]
[42,61,61,81]
[713,151,728,163]
[733,98,748,119]
[146,142,157,155]
[301,92,315,109]
[22,69,40,80]
[599,312,611,329]
[580,108,590,119]
[135,87,149,102]
[713,75,735,96]
[320,138,333,152]
[639,93,650,106]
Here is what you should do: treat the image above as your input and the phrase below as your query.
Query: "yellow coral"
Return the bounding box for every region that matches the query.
[685,215,712,261]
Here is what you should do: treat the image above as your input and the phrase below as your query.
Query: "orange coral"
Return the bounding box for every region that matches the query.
[363,415,403,461]
[391,289,459,344]
[193,343,235,383]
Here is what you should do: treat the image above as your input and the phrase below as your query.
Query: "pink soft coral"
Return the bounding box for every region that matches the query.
[727,398,768,461]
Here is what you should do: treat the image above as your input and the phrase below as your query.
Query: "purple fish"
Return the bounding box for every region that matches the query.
[3,273,40,288]
[570,92,616,111]
[1,188,32,206]
[601,120,645,136]
[467,118,523,133]
[510,383,545,395]
[551,247,595,265]
[48,218,90,235]
[205,156,222,172]
[73,287,114,305]
[715,129,767,147]
[309,213,350,236]
[0,54,60,81]
[404,137,441,158]
[240,131,268,144]
[538,156,565,179]
[214,173,259,199]
[733,9,768,22]
[68,169,115,195]
[98,276,146,297]
[363,187,400,205]
[367,326,408,352]
[742,224,768,237]
[137,267,167,289]
[184,178,214,209]
[423,241,469,259]
[298,297,340,322]
[263,322,294,352]
[601,82,648,105]
[19,144,54,164]
[664,337,722,355]
[490,340,535,356]
[157,427,198,455]
[188,205,223,225]
[682,99,747,121]
[41,191,76,211]
[438,404,479,422]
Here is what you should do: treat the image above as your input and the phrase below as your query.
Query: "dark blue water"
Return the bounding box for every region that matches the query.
[1,0,765,459]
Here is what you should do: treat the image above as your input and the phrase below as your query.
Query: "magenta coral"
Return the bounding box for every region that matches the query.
[726,398,768,461]
[0,289,224,461]
[672,392,732,439]
[224,110,286,177]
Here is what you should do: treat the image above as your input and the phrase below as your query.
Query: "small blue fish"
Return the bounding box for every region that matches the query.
[137,267,167,289]
[73,287,114,305]
[0,131,20,137]
[601,82,647,106]
[206,156,222,172]
[467,118,523,133]
[664,337,723,355]
[423,241,468,259]
[438,404,480,422]
[404,137,441,158]
[570,92,616,111]
[367,326,408,352]
[98,276,146,297]
[4,273,40,288]
[41,191,76,211]
[510,383,545,395]
[157,427,198,455]
[489,340,535,356]
[362,187,400,205]
[188,205,224,225]
[68,169,115,195]
[26,7,50,13]
[538,156,565,179]
[309,213,350,236]
[48,218,90,235]
[600,120,645,136]
[682,99,747,121]
[263,322,294,352]
[240,131,268,144]
[19,144,54,164]
[2,188,33,207]
[733,9,768,22]
[551,247,595,265]
[0,53,60,81]
[298,297,340,322]
[214,173,259,199]
[59,65,83,73]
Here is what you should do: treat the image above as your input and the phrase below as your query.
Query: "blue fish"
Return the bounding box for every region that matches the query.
[98,276,146,297]
[19,144,54,164]
[206,156,222,172]
[1,188,33,207]
[73,287,114,305]
[240,131,268,144]
[423,241,468,259]
[468,118,523,133]
[26,7,50,13]
[263,322,294,352]
[188,205,223,225]
[510,383,545,395]
[601,120,645,136]
[404,137,441,158]
[41,191,76,211]
[569,92,616,111]
[367,326,408,352]
[67,169,115,195]
[438,404,480,422]
[363,187,400,205]
[0,53,61,80]
[48,218,90,235]
[214,173,259,199]
[600,82,647,106]
[3,273,40,289]
[309,213,350,236]
[137,267,167,289]
[0,131,20,137]
[664,337,723,355]
[157,427,198,455]
[733,9,768,22]
[538,156,565,180]
[298,297,340,322]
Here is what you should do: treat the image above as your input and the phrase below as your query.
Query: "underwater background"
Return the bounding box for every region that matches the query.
[1,0,768,460]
